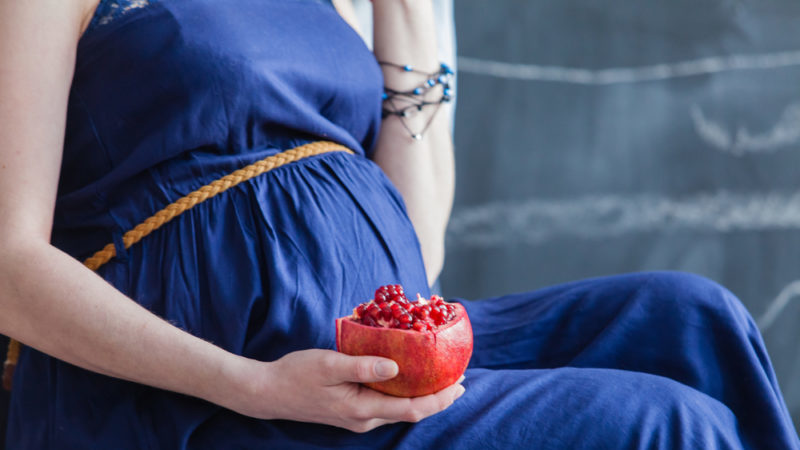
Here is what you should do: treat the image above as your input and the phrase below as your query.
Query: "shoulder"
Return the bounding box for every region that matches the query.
[80,0,103,36]
[0,1,94,47]
[0,1,98,39]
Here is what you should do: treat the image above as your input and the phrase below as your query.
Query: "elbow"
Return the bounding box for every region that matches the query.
[0,238,52,335]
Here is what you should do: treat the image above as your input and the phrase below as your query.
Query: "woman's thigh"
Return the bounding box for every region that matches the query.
[190,366,743,450]
[459,271,797,448]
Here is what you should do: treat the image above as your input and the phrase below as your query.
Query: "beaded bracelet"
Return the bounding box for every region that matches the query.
[378,61,455,140]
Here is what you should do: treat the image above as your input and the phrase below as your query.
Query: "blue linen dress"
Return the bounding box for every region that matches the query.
[7,0,799,448]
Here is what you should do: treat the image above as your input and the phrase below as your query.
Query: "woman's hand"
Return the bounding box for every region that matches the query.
[227,349,465,433]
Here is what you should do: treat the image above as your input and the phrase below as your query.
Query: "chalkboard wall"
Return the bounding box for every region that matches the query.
[441,0,800,432]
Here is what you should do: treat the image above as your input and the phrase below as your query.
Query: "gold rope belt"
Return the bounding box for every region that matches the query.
[1,141,353,391]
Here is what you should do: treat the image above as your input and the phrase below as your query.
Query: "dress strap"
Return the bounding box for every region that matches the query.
[2,141,353,391]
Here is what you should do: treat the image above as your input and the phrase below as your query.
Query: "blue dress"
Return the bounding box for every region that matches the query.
[7,0,799,448]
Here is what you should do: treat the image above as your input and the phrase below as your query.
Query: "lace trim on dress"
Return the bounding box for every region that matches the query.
[88,0,157,31]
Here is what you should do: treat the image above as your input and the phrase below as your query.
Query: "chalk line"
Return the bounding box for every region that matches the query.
[758,280,800,331]
[458,50,800,85]
[447,191,800,248]
[691,103,800,156]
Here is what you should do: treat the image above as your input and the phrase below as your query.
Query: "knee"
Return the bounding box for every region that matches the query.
[634,271,754,330]
[557,369,740,448]
[625,374,741,449]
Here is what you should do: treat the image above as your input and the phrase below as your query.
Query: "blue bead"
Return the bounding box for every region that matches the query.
[404,65,413,72]
[381,93,388,100]
[427,79,436,87]
[443,88,452,96]
[438,75,448,84]
[413,87,423,95]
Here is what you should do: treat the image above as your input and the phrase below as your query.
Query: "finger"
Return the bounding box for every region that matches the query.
[360,381,466,423]
[346,418,395,434]
[326,353,399,384]
[402,383,465,421]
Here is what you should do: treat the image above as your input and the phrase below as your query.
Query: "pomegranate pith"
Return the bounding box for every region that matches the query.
[336,284,473,397]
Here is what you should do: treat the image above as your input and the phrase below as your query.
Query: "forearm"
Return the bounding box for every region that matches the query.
[371,0,455,284]
[0,238,249,410]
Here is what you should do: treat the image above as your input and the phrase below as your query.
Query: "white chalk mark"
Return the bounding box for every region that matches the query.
[447,191,800,248]
[691,103,800,156]
[458,50,800,85]
[690,105,733,150]
[758,280,800,331]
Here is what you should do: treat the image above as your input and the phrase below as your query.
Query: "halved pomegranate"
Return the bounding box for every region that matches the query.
[335,284,473,397]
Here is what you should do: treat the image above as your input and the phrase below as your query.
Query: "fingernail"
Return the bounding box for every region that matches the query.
[455,385,466,399]
[376,360,398,378]
[457,375,465,384]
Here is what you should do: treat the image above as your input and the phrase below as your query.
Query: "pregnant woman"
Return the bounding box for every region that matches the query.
[0,0,797,448]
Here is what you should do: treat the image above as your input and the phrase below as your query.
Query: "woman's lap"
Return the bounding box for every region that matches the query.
[190,366,741,449]
[409,367,742,450]
[460,271,797,449]
[188,271,798,449]
[10,262,798,447]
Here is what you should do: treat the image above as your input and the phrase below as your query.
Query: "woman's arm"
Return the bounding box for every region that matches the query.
[0,0,462,433]
[0,0,248,406]
[369,0,456,286]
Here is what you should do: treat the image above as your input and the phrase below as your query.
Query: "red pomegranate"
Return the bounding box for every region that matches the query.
[335,284,473,397]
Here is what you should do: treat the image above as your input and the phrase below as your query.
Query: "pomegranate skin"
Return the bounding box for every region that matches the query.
[335,303,473,397]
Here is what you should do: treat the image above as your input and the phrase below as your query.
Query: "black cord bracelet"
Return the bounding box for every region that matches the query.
[378,62,455,140]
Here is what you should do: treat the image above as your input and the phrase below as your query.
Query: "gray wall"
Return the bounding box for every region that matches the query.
[442,0,800,432]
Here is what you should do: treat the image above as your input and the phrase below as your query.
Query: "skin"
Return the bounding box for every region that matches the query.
[0,0,460,434]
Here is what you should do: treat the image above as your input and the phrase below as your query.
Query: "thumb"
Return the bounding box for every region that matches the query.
[334,354,399,383]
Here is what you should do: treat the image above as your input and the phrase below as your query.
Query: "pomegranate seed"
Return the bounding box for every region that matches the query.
[352,284,460,332]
